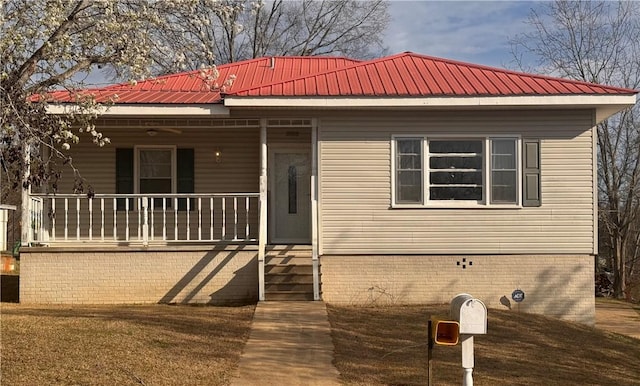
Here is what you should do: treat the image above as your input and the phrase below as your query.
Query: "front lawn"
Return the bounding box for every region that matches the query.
[328,304,640,386]
[1,304,255,385]
[4,302,639,385]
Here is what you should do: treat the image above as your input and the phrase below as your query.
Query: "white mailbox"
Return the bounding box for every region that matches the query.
[450,293,487,335]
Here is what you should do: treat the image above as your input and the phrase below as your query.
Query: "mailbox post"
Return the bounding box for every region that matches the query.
[450,293,487,386]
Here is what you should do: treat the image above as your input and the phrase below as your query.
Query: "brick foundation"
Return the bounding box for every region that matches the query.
[20,247,258,305]
[320,254,595,325]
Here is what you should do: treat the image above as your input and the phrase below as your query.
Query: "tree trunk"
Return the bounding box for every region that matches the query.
[613,236,627,298]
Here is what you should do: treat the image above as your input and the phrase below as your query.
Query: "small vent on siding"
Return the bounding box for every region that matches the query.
[267,119,312,127]
[456,258,473,269]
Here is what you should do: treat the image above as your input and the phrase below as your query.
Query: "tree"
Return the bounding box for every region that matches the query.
[0,0,227,196]
[0,0,234,247]
[151,0,390,73]
[510,0,640,299]
[2,0,390,194]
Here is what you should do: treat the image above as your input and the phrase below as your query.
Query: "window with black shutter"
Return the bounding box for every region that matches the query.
[115,147,194,210]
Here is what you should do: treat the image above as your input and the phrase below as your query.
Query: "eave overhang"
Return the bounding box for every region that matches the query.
[46,103,230,117]
[224,94,638,124]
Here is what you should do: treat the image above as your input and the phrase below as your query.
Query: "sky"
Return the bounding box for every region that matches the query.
[82,0,542,86]
[384,0,541,69]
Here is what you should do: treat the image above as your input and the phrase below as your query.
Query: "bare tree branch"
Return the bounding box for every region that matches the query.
[510,0,640,299]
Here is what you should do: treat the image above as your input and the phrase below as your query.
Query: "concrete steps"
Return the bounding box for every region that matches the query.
[264,246,318,301]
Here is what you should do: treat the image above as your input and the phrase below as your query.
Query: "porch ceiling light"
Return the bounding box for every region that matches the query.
[215,148,222,163]
[146,129,158,137]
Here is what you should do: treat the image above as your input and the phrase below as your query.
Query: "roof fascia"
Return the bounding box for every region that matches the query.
[46,104,230,116]
[224,94,636,123]
[224,94,636,108]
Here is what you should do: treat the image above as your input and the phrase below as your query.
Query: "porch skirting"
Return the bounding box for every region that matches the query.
[20,247,258,305]
[320,254,595,325]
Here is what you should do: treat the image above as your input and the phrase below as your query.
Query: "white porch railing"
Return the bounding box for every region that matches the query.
[27,193,259,245]
[29,196,44,244]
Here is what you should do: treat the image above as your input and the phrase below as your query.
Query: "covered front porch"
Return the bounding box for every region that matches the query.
[20,118,320,302]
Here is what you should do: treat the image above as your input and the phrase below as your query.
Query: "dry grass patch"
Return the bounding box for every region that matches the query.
[1,304,255,385]
[328,304,640,386]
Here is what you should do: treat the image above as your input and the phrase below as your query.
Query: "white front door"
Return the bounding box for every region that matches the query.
[270,150,311,243]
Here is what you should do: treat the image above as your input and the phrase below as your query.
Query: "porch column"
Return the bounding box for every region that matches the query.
[21,142,31,246]
[42,145,50,243]
[258,119,267,301]
[311,118,320,300]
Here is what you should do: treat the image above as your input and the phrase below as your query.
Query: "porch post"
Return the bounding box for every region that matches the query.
[21,142,31,246]
[258,119,267,301]
[311,118,320,300]
[141,196,149,247]
[41,145,50,243]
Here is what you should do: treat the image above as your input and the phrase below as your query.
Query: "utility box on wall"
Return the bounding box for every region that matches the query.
[450,293,487,335]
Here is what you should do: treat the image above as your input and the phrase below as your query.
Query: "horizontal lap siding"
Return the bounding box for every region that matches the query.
[319,110,595,255]
[48,125,261,240]
[56,125,260,194]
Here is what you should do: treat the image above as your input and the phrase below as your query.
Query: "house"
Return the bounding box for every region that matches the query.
[20,52,638,324]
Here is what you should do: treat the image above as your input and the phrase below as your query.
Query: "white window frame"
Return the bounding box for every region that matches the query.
[392,135,426,205]
[391,135,521,208]
[134,145,177,195]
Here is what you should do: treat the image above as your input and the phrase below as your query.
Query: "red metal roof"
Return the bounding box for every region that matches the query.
[44,52,635,104]
[44,56,361,104]
[230,52,636,97]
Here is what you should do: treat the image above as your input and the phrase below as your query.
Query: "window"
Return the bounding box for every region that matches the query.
[490,140,517,204]
[139,148,173,195]
[288,165,297,214]
[392,136,521,207]
[429,140,483,201]
[137,147,175,209]
[395,138,423,204]
[116,147,194,210]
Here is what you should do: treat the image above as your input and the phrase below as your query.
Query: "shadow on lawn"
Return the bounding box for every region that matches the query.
[328,304,640,386]
[1,303,255,344]
[0,303,255,386]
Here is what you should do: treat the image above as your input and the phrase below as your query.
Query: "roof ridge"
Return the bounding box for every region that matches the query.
[249,54,363,61]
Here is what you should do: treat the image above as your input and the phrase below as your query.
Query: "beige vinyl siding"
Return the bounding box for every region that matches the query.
[55,125,260,194]
[319,110,596,255]
[49,124,262,241]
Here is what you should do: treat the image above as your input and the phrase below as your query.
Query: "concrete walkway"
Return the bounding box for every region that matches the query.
[231,301,341,386]
[595,300,640,340]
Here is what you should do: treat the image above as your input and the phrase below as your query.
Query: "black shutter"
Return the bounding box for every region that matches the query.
[522,139,541,207]
[115,148,134,210]
[177,148,195,211]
